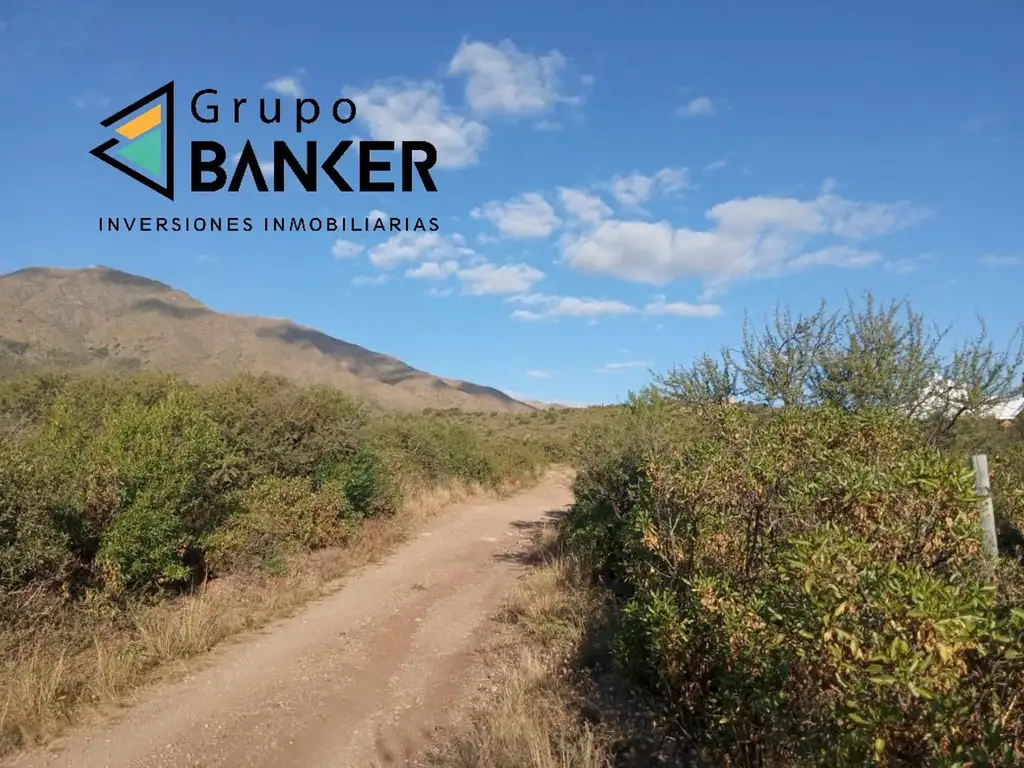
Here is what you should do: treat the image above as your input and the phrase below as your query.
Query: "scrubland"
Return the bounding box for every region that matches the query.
[0,371,598,755]
[5,292,1024,766]
[433,294,1024,768]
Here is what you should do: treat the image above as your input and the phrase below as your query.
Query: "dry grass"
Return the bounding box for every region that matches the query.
[0,471,543,758]
[422,527,612,768]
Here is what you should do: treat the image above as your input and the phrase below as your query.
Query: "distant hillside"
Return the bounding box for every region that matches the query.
[0,266,535,413]
[523,400,576,410]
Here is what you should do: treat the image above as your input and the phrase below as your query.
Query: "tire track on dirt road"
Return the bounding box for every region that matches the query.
[4,471,574,768]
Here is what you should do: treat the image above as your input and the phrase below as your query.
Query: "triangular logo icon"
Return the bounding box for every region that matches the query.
[90,81,175,200]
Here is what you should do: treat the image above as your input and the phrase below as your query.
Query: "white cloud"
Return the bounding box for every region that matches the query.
[406,260,460,279]
[367,209,388,221]
[558,187,612,225]
[560,186,932,291]
[704,153,734,172]
[510,310,545,322]
[72,91,110,110]
[470,169,683,238]
[677,96,716,117]
[981,254,1023,267]
[448,39,575,115]
[471,192,560,238]
[369,237,540,297]
[352,274,390,286]
[265,76,303,98]
[368,232,474,269]
[506,292,720,322]
[608,168,688,207]
[427,287,454,298]
[880,260,913,274]
[331,239,364,259]
[594,360,652,373]
[508,293,634,321]
[643,296,722,317]
[349,81,489,169]
[787,245,882,270]
[457,263,545,295]
[709,195,823,233]
[883,256,929,275]
[526,370,551,379]
[828,200,931,240]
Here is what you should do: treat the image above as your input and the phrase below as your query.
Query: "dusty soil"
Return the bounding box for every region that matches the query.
[3,472,573,768]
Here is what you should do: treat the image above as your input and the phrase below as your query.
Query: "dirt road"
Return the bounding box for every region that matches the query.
[5,472,573,768]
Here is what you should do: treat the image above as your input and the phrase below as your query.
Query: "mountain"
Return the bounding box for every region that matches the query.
[0,266,535,413]
[523,400,574,410]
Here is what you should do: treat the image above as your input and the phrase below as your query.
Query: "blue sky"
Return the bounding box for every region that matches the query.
[0,0,1021,406]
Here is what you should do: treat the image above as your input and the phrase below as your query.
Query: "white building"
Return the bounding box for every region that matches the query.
[989,396,1024,422]
[916,375,1024,423]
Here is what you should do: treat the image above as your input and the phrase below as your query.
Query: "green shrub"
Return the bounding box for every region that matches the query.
[204,476,356,574]
[202,375,369,482]
[570,403,1024,765]
[89,388,228,595]
[315,442,401,519]
[0,437,75,595]
[380,419,495,484]
[652,293,1024,444]
[563,295,1024,764]
[0,370,565,601]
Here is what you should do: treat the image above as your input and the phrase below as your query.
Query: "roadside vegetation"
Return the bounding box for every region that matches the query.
[424,525,610,768]
[0,370,599,756]
[6,291,1023,766]
[436,293,1024,767]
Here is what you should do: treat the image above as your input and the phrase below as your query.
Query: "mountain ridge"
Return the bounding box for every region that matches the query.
[0,265,537,413]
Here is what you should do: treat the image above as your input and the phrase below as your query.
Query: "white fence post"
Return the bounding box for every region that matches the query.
[971,454,999,562]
